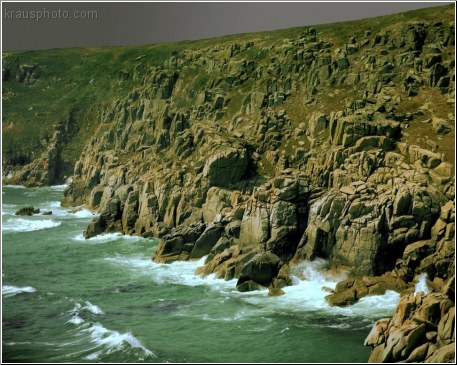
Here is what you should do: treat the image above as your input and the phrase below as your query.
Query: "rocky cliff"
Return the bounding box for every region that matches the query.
[2,5,455,362]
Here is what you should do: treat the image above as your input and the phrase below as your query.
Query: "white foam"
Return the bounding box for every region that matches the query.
[2,217,61,232]
[85,351,101,360]
[2,285,37,297]
[201,311,247,322]
[2,204,20,216]
[84,301,104,315]
[68,301,104,320]
[105,255,236,292]
[2,184,26,189]
[414,273,430,295]
[66,301,154,359]
[49,184,68,191]
[73,232,122,242]
[334,290,400,317]
[106,255,400,320]
[73,232,146,243]
[82,323,155,357]
[72,209,96,218]
[48,201,62,209]
[237,259,400,319]
[68,315,85,325]
[238,259,344,311]
[40,203,95,219]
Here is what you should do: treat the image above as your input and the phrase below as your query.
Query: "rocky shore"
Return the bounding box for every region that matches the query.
[3,6,454,362]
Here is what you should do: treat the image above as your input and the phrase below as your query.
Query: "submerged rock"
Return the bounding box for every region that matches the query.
[15,206,40,216]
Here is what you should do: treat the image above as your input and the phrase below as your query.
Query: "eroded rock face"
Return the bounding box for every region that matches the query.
[365,287,455,363]
[295,179,446,276]
[52,18,454,313]
[203,148,248,188]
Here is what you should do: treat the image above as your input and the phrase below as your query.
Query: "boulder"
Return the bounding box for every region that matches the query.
[307,112,327,138]
[15,206,40,216]
[236,252,281,290]
[189,223,224,259]
[154,223,205,263]
[432,117,452,135]
[236,280,263,292]
[425,343,455,363]
[325,288,357,306]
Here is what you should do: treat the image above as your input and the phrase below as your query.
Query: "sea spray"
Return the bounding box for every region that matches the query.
[2,285,37,297]
[2,217,61,232]
[414,273,430,295]
[81,323,155,359]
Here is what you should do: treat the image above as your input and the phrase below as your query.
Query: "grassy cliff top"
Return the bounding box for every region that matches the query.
[2,4,454,166]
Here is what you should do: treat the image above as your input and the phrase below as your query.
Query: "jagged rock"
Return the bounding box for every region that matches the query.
[153,223,205,263]
[122,191,139,234]
[366,291,455,363]
[365,318,390,346]
[325,288,357,306]
[432,117,452,135]
[15,206,40,216]
[307,112,327,138]
[239,201,270,247]
[202,187,233,223]
[189,223,224,259]
[268,287,285,296]
[326,273,407,306]
[236,280,263,292]
[425,343,455,362]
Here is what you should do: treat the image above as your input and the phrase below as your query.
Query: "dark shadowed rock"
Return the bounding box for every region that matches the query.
[15,206,40,216]
[236,252,281,290]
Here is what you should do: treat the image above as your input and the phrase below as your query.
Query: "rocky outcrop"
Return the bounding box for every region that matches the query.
[325,272,408,306]
[15,206,40,216]
[4,116,78,187]
[365,199,455,362]
[53,15,453,305]
[365,285,455,363]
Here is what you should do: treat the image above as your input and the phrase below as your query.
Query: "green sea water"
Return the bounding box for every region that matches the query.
[2,186,400,363]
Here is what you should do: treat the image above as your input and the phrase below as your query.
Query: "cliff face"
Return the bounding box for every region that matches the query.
[2,5,455,362]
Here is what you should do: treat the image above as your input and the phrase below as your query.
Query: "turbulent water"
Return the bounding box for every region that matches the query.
[2,186,401,362]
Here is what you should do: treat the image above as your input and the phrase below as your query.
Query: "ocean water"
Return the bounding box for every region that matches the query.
[2,186,401,363]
